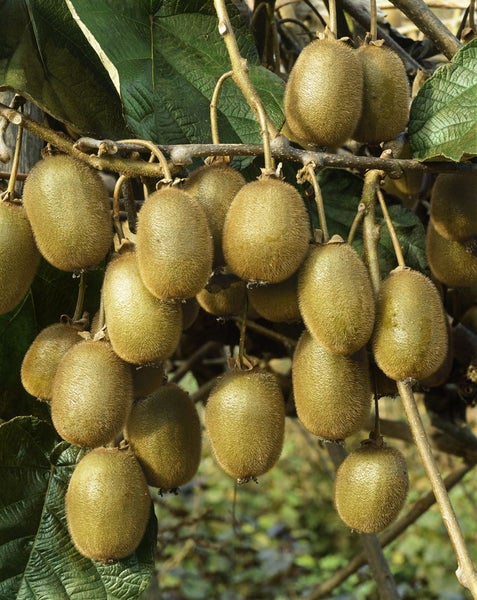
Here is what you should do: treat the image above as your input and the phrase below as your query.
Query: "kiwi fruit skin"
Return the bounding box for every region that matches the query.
[353,44,410,144]
[372,267,449,381]
[102,248,182,364]
[283,38,363,148]
[247,273,301,323]
[196,279,247,317]
[334,442,409,534]
[222,178,310,284]
[0,201,40,315]
[136,187,213,300]
[65,446,151,561]
[125,383,202,490]
[205,369,285,481]
[22,154,113,271]
[292,330,372,440]
[21,322,81,401]
[51,339,133,448]
[426,221,477,288]
[131,363,166,399]
[298,241,375,355]
[183,163,246,265]
[430,173,477,242]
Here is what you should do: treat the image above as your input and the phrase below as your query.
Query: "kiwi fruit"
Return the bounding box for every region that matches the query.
[51,339,133,447]
[136,186,213,300]
[372,267,449,381]
[222,178,310,284]
[125,383,202,491]
[22,154,113,271]
[283,37,363,148]
[205,369,285,481]
[0,200,40,315]
[292,330,372,440]
[353,44,410,144]
[181,297,200,330]
[131,363,166,399]
[426,220,477,288]
[21,321,82,401]
[430,173,477,242]
[298,239,375,355]
[65,446,151,561]
[196,279,247,317]
[102,247,182,364]
[183,163,246,265]
[334,439,409,534]
[247,273,301,323]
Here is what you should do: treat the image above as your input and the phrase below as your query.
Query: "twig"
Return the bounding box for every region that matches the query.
[232,317,297,349]
[72,272,86,323]
[170,340,222,384]
[361,169,385,295]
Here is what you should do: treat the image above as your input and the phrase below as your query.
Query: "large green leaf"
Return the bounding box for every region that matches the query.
[0,416,156,600]
[0,0,128,138]
[408,39,477,161]
[66,0,285,144]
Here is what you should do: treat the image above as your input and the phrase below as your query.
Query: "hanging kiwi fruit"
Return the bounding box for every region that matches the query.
[125,383,202,492]
[196,278,247,317]
[65,446,151,561]
[297,237,375,355]
[22,154,113,272]
[247,273,301,323]
[334,437,409,534]
[0,199,40,315]
[205,368,285,482]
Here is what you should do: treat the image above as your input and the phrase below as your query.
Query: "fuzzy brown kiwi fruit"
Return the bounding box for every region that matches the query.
[183,162,246,265]
[372,267,449,381]
[196,279,247,317]
[334,439,409,534]
[0,200,40,315]
[21,321,82,401]
[125,383,202,491]
[22,154,113,271]
[426,220,477,287]
[283,37,363,148]
[136,187,213,300]
[102,246,182,364]
[181,297,200,330]
[353,44,410,144]
[65,446,151,561]
[298,238,375,355]
[51,339,133,447]
[292,330,372,440]
[430,173,477,242]
[205,369,285,482]
[222,178,310,284]
[131,363,166,399]
[247,273,301,323]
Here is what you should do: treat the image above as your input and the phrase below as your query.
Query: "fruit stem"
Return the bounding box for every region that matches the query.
[347,202,366,245]
[210,71,233,145]
[116,138,173,183]
[300,163,329,243]
[237,296,249,369]
[377,187,406,268]
[232,316,297,350]
[397,379,477,596]
[470,0,476,32]
[328,0,338,38]
[4,112,23,200]
[361,169,385,296]
[369,0,378,41]
[113,175,127,242]
[72,272,86,323]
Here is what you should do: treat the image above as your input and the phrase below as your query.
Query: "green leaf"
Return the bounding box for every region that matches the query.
[66,0,285,144]
[0,0,128,138]
[409,39,477,161]
[0,416,156,600]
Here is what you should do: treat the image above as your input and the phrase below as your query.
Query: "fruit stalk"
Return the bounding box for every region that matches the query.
[210,70,233,144]
[72,272,86,322]
[397,380,477,595]
[377,188,405,267]
[299,163,329,242]
[361,169,384,295]
[3,112,23,200]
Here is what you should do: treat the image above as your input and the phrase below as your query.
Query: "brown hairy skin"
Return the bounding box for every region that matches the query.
[298,241,375,355]
[103,248,182,364]
[136,187,213,300]
[222,178,310,284]
[247,273,301,323]
[125,383,202,490]
[372,267,449,381]
[65,447,151,561]
[205,369,285,481]
[334,442,409,534]
[21,322,81,400]
[51,340,133,448]
[196,279,247,317]
[283,38,363,148]
[353,44,410,144]
[292,330,372,441]
[22,155,113,271]
[0,201,40,315]
[131,363,166,400]
[430,173,477,242]
[183,163,246,265]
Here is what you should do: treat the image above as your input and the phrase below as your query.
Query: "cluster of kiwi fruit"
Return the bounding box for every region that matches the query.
[283,35,410,148]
